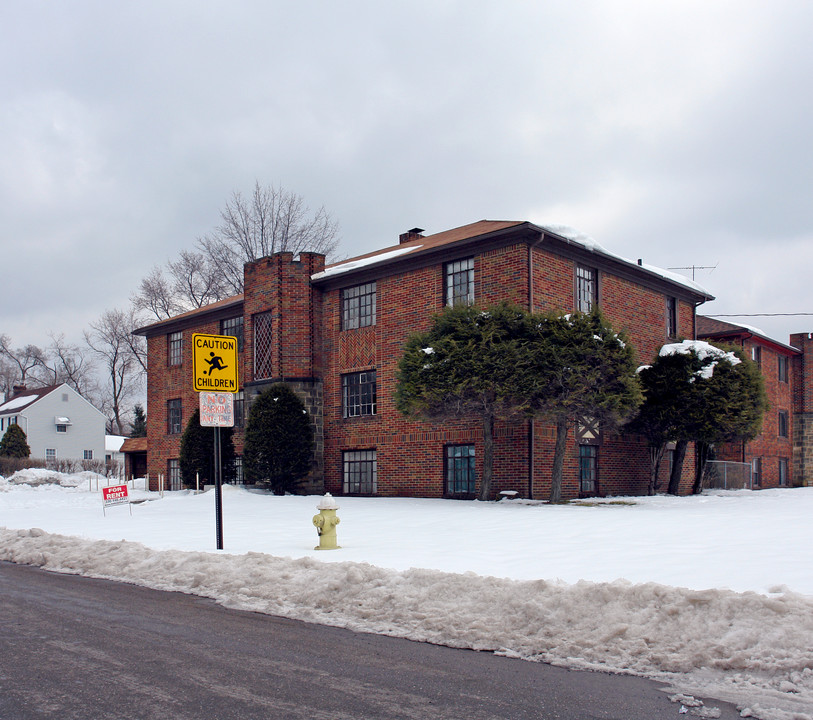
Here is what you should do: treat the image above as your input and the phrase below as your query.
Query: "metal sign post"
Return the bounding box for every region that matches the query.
[194,338,238,551]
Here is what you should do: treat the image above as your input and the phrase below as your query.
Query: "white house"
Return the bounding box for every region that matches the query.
[0,384,107,465]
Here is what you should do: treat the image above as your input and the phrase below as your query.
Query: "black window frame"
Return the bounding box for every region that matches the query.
[341,282,377,330]
[778,355,789,383]
[752,457,762,487]
[579,444,598,495]
[343,449,377,494]
[778,409,789,438]
[666,296,677,339]
[167,398,182,435]
[168,458,182,491]
[778,457,789,487]
[168,331,183,366]
[576,266,598,313]
[444,444,476,497]
[342,370,377,418]
[221,316,244,352]
[445,257,474,307]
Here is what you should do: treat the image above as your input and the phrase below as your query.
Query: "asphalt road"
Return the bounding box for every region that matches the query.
[0,561,742,719]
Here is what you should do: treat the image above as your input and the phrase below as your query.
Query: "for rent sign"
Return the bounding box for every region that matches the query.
[199,391,235,427]
[102,484,131,515]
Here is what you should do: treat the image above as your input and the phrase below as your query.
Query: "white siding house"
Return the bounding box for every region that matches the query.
[0,384,106,465]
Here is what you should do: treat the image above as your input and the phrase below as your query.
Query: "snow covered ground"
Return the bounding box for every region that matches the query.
[2,469,812,720]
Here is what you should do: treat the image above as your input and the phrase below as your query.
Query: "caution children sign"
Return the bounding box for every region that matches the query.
[192,334,239,392]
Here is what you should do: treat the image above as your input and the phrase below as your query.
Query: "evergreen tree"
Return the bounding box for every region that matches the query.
[690,346,767,493]
[243,384,313,494]
[626,341,767,495]
[625,350,705,495]
[396,303,533,501]
[130,403,147,438]
[525,310,642,502]
[0,423,30,458]
[179,409,236,488]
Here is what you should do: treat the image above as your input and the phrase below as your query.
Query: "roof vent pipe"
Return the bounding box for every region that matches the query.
[637,259,643,266]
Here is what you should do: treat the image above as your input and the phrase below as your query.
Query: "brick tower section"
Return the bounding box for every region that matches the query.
[790,332,813,487]
[243,252,326,493]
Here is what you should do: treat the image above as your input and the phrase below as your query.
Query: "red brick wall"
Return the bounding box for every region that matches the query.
[143,235,703,500]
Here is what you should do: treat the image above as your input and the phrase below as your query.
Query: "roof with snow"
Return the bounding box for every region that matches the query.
[311,220,714,301]
[697,316,800,355]
[0,385,61,415]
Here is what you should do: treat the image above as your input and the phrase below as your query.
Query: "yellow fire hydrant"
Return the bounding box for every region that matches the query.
[312,493,341,550]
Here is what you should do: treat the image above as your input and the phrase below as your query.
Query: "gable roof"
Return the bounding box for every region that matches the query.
[0,384,61,414]
[697,316,799,355]
[120,436,148,453]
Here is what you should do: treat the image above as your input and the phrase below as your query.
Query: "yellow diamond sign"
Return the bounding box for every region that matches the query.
[192,334,239,393]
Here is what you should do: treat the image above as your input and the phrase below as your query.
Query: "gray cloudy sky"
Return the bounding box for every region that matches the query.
[3,0,812,348]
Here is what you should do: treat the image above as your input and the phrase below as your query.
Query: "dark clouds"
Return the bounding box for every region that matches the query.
[2,1,812,346]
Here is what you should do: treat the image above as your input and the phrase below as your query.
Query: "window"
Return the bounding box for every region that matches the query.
[168,459,182,491]
[445,258,474,307]
[62,393,69,402]
[234,455,244,485]
[751,345,762,367]
[234,390,245,428]
[56,424,67,433]
[221,316,244,352]
[341,282,376,329]
[778,355,789,383]
[8,416,16,426]
[254,312,274,380]
[752,457,762,487]
[445,444,476,497]
[778,410,789,438]
[167,399,182,434]
[168,331,183,366]
[666,297,677,339]
[779,458,789,487]
[46,448,56,463]
[342,371,377,418]
[579,445,598,494]
[343,450,377,494]
[83,450,93,460]
[576,266,597,313]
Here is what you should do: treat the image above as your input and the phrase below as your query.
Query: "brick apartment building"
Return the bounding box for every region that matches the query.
[135,219,716,500]
[697,317,807,488]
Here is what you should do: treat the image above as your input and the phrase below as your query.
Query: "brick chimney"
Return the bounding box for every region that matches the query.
[399,227,425,244]
[12,384,26,398]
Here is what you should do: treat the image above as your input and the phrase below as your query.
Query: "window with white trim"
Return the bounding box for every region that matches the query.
[83,450,93,460]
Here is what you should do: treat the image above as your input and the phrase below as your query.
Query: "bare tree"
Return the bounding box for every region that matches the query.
[0,335,45,393]
[132,265,182,320]
[197,181,341,295]
[84,309,144,435]
[168,250,228,309]
[34,333,96,396]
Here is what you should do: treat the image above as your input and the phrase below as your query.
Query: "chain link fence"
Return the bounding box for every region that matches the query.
[702,460,752,490]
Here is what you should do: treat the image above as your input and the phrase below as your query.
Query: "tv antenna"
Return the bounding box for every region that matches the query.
[667,263,718,281]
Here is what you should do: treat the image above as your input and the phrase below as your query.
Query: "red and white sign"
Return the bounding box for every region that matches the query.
[199,391,234,427]
[102,484,130,510]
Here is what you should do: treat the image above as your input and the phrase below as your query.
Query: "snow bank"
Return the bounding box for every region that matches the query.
[2,476,813,719]
[1,527,811,719]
